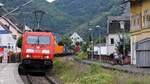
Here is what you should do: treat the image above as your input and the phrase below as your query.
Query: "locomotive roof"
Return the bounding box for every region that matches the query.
[24,31,53,36]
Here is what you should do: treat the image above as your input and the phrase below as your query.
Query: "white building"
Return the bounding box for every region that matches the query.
[0,25,16,51]
[70,32,83,45]
[106,34,121,55]
[106,16,130,55]
[94,44,107,55]
[0,6,33,53]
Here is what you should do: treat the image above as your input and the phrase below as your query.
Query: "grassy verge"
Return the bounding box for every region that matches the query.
[52,57,150,84]
[74,51,88,60]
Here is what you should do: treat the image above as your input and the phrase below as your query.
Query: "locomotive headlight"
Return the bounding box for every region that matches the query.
[42,50,50,54]
[26,54,31,58]
[26,49,34,53]
[46,56,49,59]
[44,56,49,59]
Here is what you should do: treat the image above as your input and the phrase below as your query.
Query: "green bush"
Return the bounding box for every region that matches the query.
[78,64,112,84]
[58,41,64,46]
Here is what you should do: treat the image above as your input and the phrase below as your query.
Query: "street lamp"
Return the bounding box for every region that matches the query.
[88,28,94,60]
[96,25,101,44]
[88,28,92,31]
[120,21,125,58]
[96,25,102,61]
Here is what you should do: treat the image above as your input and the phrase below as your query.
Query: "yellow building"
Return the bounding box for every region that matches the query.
[130,0,150,67]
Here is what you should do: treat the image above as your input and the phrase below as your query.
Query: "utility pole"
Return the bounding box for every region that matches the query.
[120,21,125,62]
[88,28,94,60]
[96,25,101,61]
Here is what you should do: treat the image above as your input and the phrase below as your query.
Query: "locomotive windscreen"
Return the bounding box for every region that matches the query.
[27,36,50,44]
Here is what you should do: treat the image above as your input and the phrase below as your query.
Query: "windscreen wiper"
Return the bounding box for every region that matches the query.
[37,36,40,44]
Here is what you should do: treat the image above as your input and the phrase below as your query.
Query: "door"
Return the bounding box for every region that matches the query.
[136,38,150,67]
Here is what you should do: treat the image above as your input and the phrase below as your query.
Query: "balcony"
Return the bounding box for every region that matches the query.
[130,14,142,32]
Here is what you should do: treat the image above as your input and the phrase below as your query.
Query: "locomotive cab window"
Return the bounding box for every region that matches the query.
[27,36,50,44]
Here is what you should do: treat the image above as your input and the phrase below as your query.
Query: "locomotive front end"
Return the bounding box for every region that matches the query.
[20,32,55,73]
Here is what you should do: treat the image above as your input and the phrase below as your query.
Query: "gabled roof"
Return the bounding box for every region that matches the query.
[70,32,83,41]
[0,25,11,34]
[24,25,32,31]
[1,16,23,33]
[0,6,23,33]
[70,32,82,38]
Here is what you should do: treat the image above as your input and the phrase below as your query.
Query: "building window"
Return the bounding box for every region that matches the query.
[4,25,10,30]
[143,9,150,27]
[131,13,141,31]
[12,35,17,40]
[110,38,114,44]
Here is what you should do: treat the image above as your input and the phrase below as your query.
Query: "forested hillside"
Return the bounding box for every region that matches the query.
[1,0,125,34]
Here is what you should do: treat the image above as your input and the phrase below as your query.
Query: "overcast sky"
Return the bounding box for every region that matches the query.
[46,0,55,3]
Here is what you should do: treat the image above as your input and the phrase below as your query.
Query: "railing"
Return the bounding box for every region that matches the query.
[88,54,131,65]
[130,13,142,31]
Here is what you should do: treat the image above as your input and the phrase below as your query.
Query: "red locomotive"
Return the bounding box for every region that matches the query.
[19,31,55,74]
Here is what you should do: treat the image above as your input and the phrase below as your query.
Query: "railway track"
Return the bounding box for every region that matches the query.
[21,74,57,84]
[20,54,74,84]
[55,53,74,57]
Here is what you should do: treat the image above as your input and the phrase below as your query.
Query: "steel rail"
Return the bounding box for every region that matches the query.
[26,74,57,84]
[26,75,33,84]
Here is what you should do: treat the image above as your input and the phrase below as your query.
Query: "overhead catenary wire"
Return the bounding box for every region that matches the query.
[1,0,33,17]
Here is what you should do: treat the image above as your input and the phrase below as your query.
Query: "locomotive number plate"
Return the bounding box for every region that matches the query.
[33,55,41,58]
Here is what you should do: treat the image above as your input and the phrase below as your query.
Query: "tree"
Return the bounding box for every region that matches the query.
[59,34,72,50]
[80,34,92,52]
[58,41,64,46]
[16,36,22,48]
[81,42,88,52]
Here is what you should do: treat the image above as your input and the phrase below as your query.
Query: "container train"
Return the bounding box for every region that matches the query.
[19,31,55,74]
